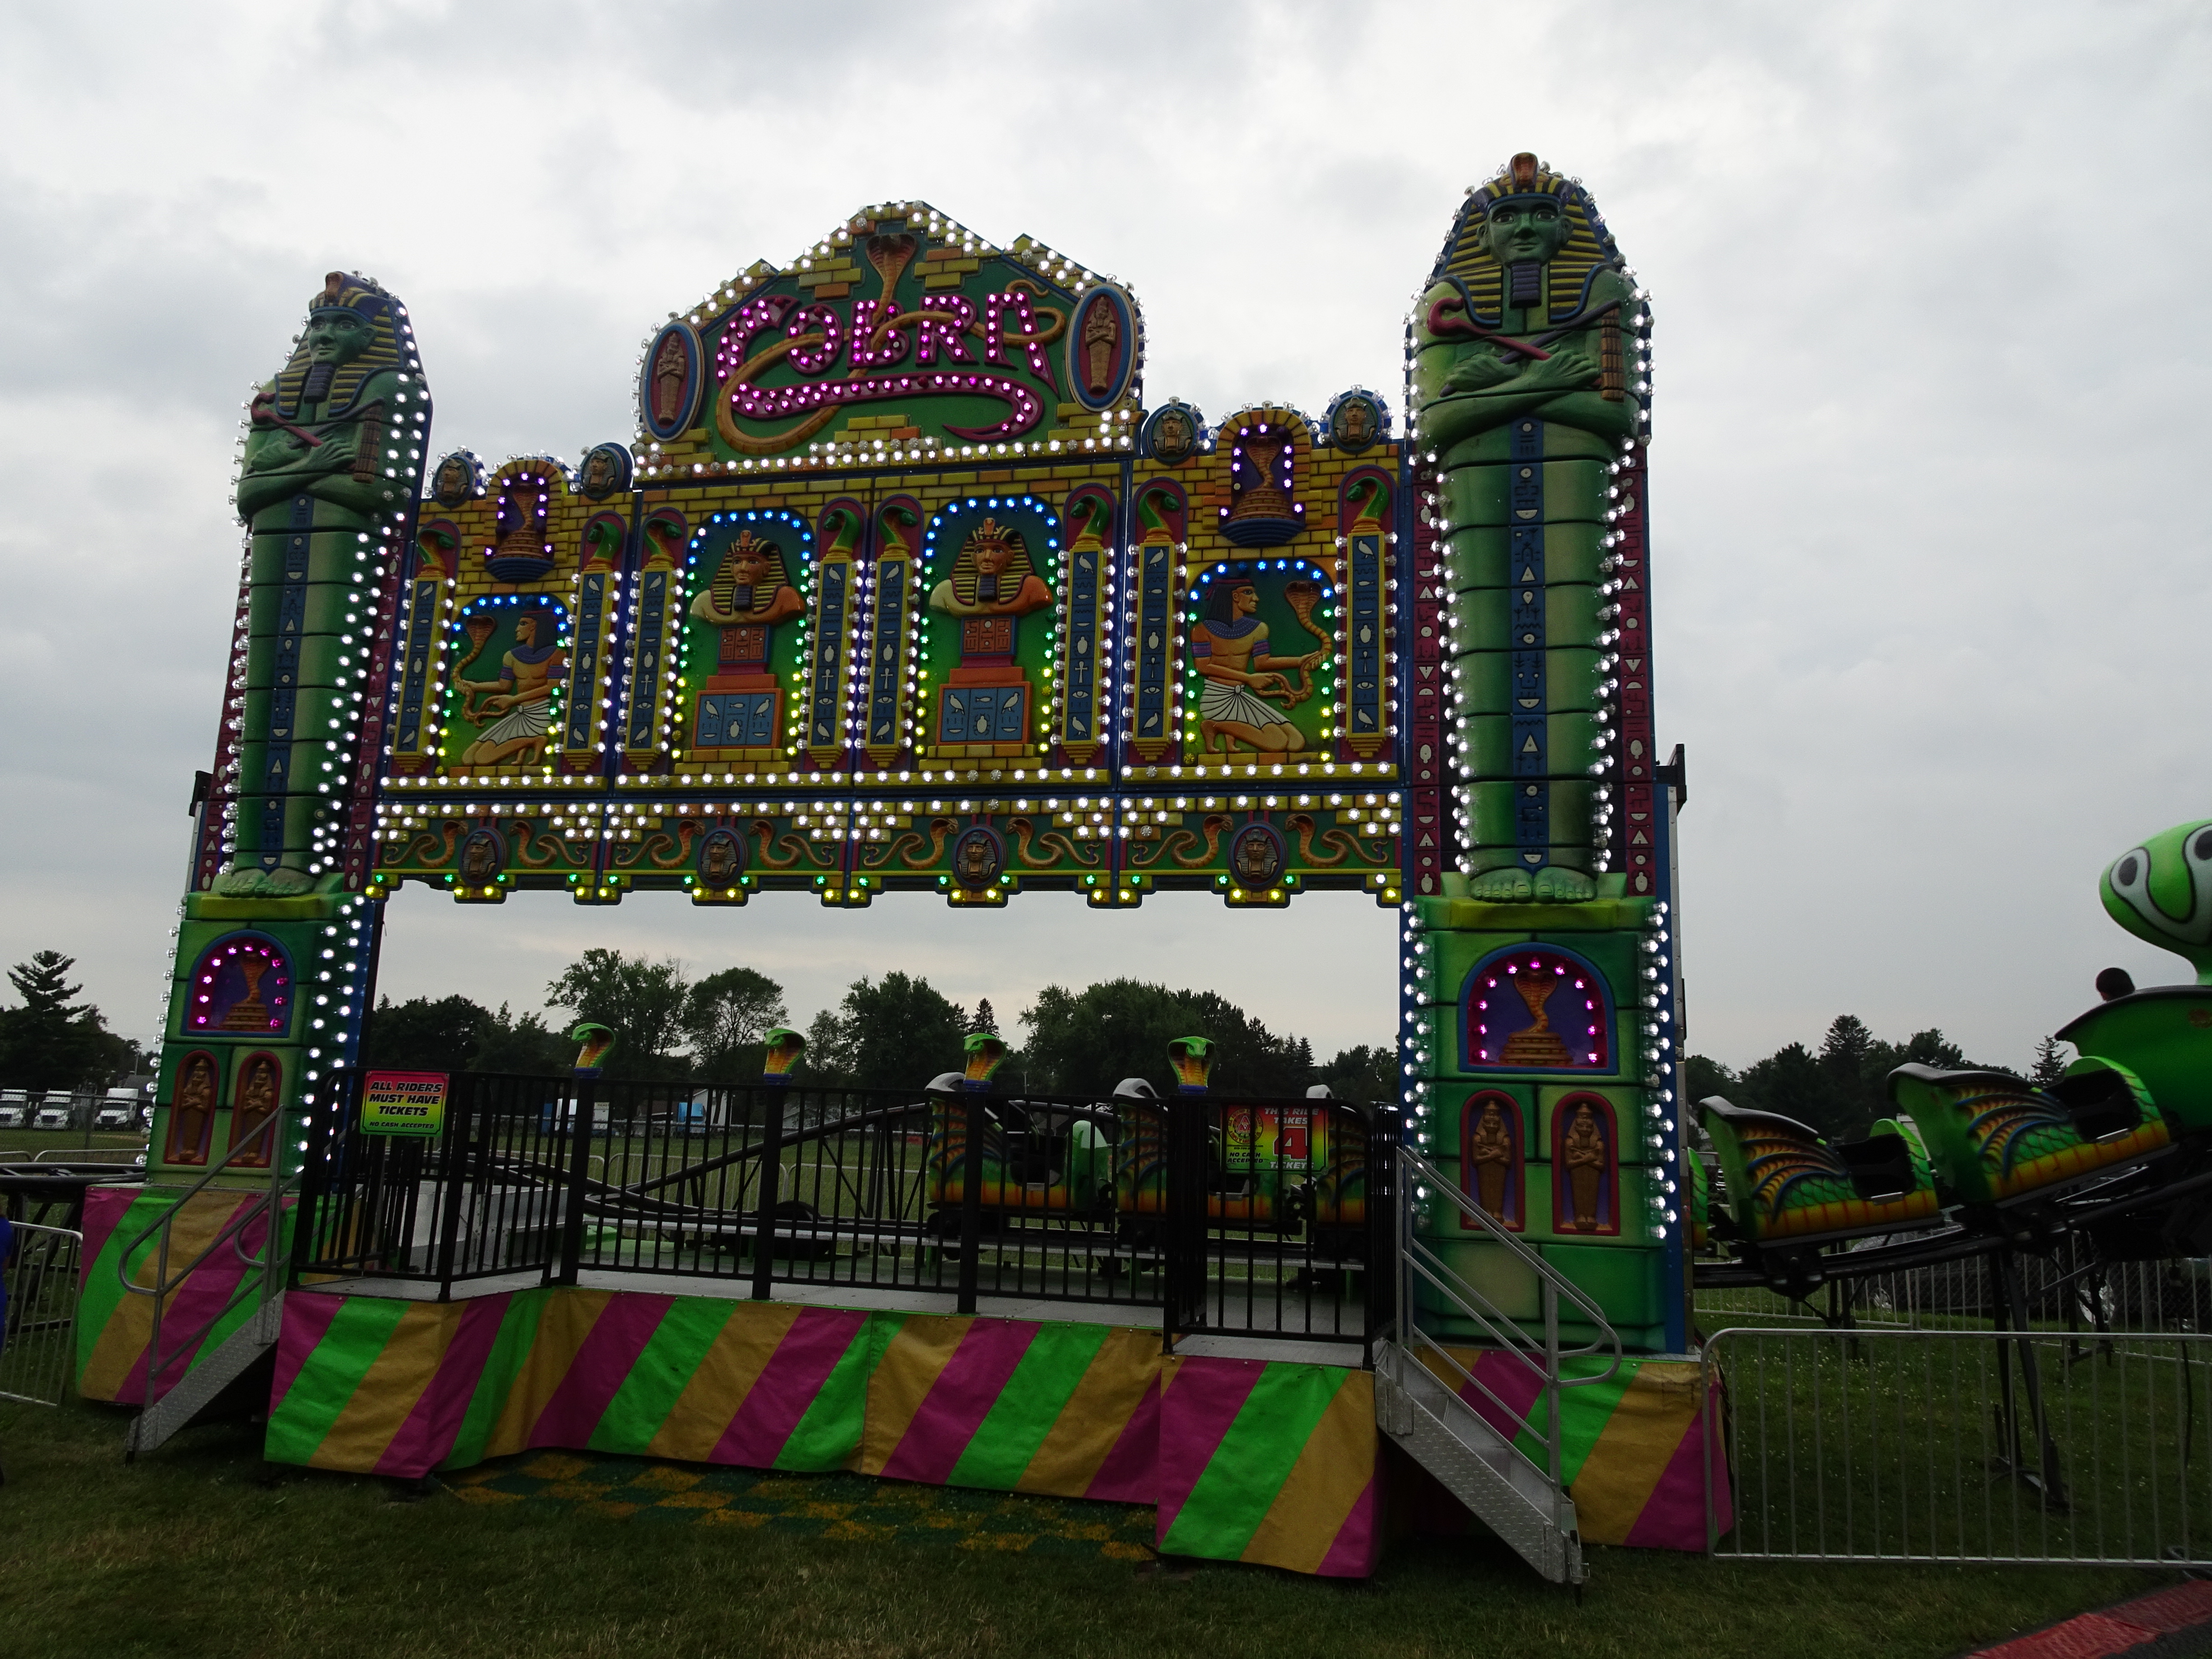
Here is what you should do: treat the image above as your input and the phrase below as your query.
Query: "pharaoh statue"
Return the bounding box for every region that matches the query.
[230,1052,282,1161]
[1466,1096,1516,1220]
[1411,155,1645,902]
[1560,1101,1610,1232]
[219,272,426,895]
[164,1051,218,1165]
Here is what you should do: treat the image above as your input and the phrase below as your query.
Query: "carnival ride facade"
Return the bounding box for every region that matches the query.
[69,148,2212,1585]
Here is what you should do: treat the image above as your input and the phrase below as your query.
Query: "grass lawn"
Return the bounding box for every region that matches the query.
[0,1129,145,1157]
[0,1392,2168,1659]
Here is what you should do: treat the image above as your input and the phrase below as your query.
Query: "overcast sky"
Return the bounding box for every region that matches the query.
[1,1,2205,1074]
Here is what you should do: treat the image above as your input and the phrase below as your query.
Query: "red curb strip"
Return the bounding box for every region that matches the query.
[1975,1582,2212,1659]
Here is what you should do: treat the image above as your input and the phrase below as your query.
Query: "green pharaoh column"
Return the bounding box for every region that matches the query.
[1401,155,1684,1353]
[147,273,431,1183]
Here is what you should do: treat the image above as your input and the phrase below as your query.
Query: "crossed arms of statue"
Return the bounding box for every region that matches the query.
[1410,271,1640,453]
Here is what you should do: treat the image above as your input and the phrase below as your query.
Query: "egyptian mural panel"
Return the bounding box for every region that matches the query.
[345,203,1404,909]
[387,452,632,783]
[679,508,815,770]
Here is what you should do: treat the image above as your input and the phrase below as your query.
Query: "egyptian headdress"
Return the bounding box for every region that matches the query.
[708,530,794,618]
[947,518,1039,608]
[1427,152,1624,325]
[1200,575,1262,642]
[509,606,566,667]
[273,271,411,418]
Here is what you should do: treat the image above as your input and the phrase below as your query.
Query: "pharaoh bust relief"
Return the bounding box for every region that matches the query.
[1410,155,1639,463]
[691,531,804,628]
[237,272,408,521]
[927,519,1051,620]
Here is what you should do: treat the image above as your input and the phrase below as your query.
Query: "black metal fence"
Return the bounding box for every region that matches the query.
[294,1070,1399,1354]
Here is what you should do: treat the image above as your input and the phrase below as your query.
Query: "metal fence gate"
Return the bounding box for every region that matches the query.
[295,1069,1397,1355]
[1,1222,82,1410]
[1706,1324,2212,1566]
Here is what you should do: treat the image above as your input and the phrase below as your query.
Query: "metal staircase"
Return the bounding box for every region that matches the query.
[115,1120,293,1458]
[1376,1147,1622,1585]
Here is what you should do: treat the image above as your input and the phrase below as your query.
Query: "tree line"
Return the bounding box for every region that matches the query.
[363,949,1395,1102]
[1686,1014,2066,1145]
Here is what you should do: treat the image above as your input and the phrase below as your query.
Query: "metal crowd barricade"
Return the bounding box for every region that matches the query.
[1,1222,83,1408]
[1706,1324,2212,1566]
[567,1080,1158,1313]
[1695,1234,2212,1337]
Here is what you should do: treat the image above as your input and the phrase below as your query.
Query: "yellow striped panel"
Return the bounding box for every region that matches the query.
[480,1289,612,1459]
[644,1302,798,1462]
[858,1316,970,1475]
[1565,1361,1704,1544]
[1238,1372,1377,1574]
[1017,1326,1161,1496]
[80,1193,258,1402]
[311,1303,466,1473]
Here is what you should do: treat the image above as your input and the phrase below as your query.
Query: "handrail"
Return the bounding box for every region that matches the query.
[1395,1145,1622,1492]
[112,1112,294,1417]
[113,1115,288,1299]
[1401,1146,1623,1348]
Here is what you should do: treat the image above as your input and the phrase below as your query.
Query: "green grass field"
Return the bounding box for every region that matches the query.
[0,1129,145,1157]
[0,1391,2167,1659]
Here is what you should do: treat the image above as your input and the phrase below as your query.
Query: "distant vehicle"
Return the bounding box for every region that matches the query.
[674,1094,717,1134]
[94,1088,140,1131]
[0,1089,25,1130]
[539,1097,612,1137]
[33,1092,73,1131]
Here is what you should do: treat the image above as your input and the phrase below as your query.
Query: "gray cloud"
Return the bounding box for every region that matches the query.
[1,0,2207,1076]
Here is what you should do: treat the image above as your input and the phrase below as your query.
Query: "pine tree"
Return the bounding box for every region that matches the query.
[968,997,998,1036]
[0,950,113,1092]
[2029,1034,2071,1090]
[9,951,84,1016]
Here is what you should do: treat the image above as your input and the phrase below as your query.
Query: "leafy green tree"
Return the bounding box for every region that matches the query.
[838,972,969,1091]
[361,995,571,1074]
[1683,1053,1737,1106]
[545,949,691,1079]
[1722,1021,1990,1142]
[472,1004,574,1075]
[1736,1041,1845,1136]
[1315,1043,1396,1105]
[1018,979,1308,1098]
[0,951,115,1091]
[362,994,493,1073]
[682,967,788,1083]
[1818,1015,1873,1088]
[801,1006,855,1085]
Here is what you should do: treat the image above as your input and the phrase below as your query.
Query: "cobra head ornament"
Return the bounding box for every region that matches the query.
[760,1027,807,1081]
[961,1032,1009,1089]
[2101,821,2212,984]
[569,1022,616,1075]
[1167,1036,1215,1092]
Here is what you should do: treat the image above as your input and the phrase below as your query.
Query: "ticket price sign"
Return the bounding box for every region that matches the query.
[1224,1105,1327,1172]
[361,1070,450,1138]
